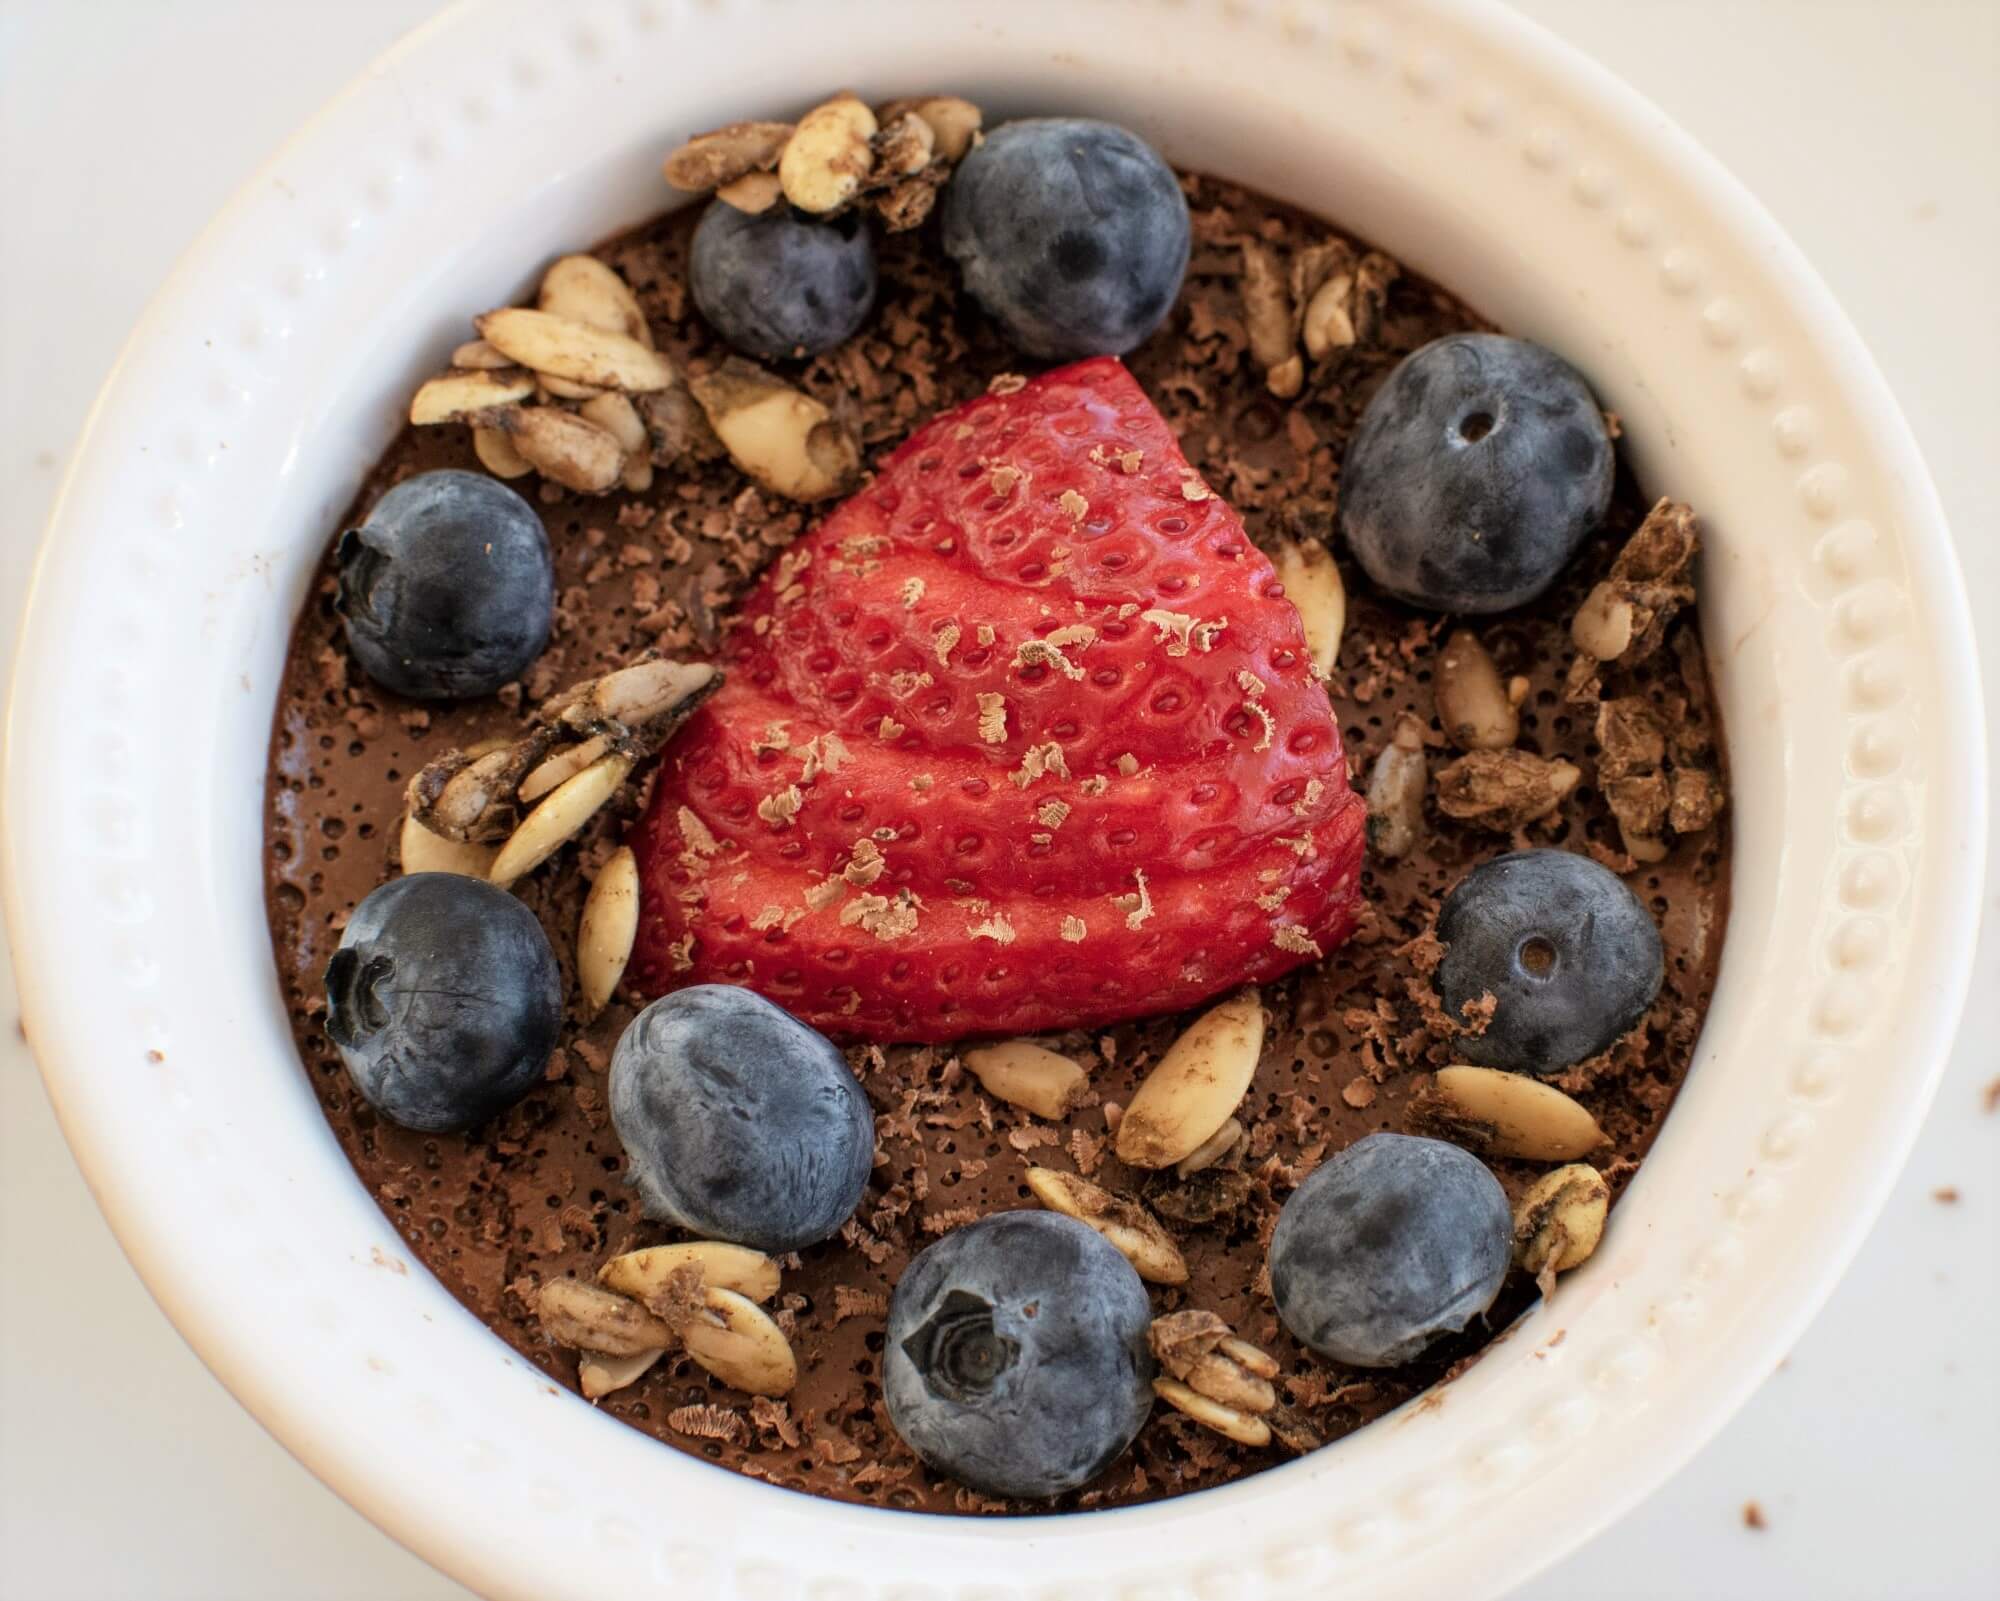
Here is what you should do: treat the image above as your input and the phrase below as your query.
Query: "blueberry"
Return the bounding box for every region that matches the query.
[689,200,878,362]
[1269,1132,1511,1368]
[941,118,1190,361]
[1339,334,1614,613]
[324,873,562,1133]
[884,1211,1154,1499]
[336,469,554,700]
[1435,848,1664,1073]
[608,986,872,1253]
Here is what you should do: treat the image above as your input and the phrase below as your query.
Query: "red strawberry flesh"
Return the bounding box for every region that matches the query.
[627,357,1365,1041]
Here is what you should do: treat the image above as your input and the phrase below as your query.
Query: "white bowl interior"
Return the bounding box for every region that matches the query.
[4,3,1981,1600]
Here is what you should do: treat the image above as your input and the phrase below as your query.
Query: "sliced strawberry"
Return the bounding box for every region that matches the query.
[628,357,1365,1041]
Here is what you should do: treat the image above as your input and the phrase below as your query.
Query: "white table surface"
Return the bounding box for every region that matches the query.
[1,2,1993,1597]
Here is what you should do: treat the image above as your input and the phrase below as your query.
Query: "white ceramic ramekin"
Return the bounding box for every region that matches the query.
[3,2,1984,1598]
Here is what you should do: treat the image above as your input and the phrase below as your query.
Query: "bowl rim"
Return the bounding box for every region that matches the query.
[3,1,1985,1598]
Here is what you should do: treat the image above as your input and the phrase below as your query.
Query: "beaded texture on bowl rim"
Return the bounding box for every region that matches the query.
[0,3,1982,1601]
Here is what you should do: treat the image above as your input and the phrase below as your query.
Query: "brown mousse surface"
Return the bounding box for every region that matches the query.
[263,173,1729,1514]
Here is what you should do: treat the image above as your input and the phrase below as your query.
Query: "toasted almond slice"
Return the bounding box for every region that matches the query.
[1572,580,1636,661]
[492,406,625,495]
[1513,1163,1611,1280]
[715,170,784,214]
[683,1287,798,1397]
[878,95,982,162]
[1023,1167,1188,1286]
[1241,241,1296,384]
[872,112,935,179]
[662,120,794,192]
[1174,1116,1245,1178]
[600,1241,781,1307]
[1115,989,1264,1169]
[490,753,634,889]
[519,735,613,805]
[539,253,652,346]
[577,845,640,1018]
[538,374,604,402]
[688,360,858,501]
[475,307,673,393]
[1153,1377,1272,1448]
[779,93,877,213]
[1220,1336,1280,1380]
[578,391,649,458]
[409,369,536,425]
[579,1346,666,1401]
[1184,1351,1277,1414]
[472,424,533,479]
[398,810,499,878]
[1412,1066,1608,1162]
[536,1278,673,1356]
[1302,271,1357,359]
[1273,538,1345,677]
[451,338,513,370]
[1365,714,1427,861]
[962,1040,1089,1120]
[1435,629,1519,751]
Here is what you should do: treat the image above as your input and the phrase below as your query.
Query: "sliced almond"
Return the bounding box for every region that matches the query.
[1149,1309,1280,1415]
[872,111,935,179]
[1183,1350,1276,1414]
[1241,242,1297,395]
[1115,989,1264,1169]
[578,391,649,459]
[489,753,634,888]
[398,810,498,878]
[475,307,673,393]
[1153,1377,1272,1448]
[687,359,859,501]
[878,95,983,162]
[1023,1167,1188,1286]
[1410,1065,1608,1162]
[779,93,877,214]
[716,170,783,214]
[1221,1336,1280,1380]
[600,1240,780,1307]
[1273,538,1345,677]
[536,1278,672,1357]
[451,338,514,370]
[472,424,533,479]
[1303,271,1358,359]
[1435,629,1519,752]
[683,1287,798,1397]
[409,369,536,426]
[518,735,613,805]
[662,120,794,192]
[1572,580,1636,661]
[1434,750,1580,832]
[577,845,640,1018]
[492,405,626,495]
[553,657,719,733]
[1174,1116,1245,1179]
[1513,1163,1610,1285]
[579,1346,666,1401]
[1365,714,1428,861]
[538,254,653,346]
[537,375,605,402]
[962,1040,1089,1120]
